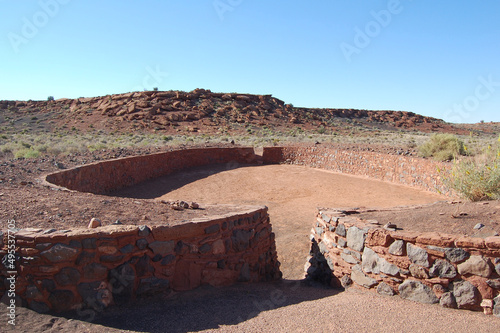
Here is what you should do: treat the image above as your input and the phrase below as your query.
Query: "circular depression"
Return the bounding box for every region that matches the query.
[111,164,446,279]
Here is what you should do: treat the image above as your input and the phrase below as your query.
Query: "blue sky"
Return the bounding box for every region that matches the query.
[1,1,499,123]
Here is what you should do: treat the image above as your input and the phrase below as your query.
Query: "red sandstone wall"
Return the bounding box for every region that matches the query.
[307,209,500,316]
[45,147,258,194]
[1,206,280,314]
[263,146,450,194]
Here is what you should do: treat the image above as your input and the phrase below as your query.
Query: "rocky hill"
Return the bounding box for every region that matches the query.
[1,89,497,136]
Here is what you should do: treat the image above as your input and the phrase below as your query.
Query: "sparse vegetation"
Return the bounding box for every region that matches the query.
[444,136,500,201]
[418,133,467,161]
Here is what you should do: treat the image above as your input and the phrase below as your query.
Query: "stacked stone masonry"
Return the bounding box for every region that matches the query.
[0,145,462,316]
[1,206,280,313]
[263,146,450,194]
[307,210,500,316]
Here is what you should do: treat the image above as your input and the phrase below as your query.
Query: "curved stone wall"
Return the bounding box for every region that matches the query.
[307,209,500,316]
[44,147,259,194]
[263,146,450,194]
[1,206,280,314]
[1,145,470,317]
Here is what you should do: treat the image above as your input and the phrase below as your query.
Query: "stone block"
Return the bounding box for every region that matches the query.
[429,259,457,279]
[351,265,377,288]
[83,263,108,280]
[41,243,79,263]
[148,241,175,256]
[346,226,367,252]
[406,243,429,268]
[457,255,492,278]
[445,248,470,263]
[409,264,429,279]
[388,240,405,256]
[366,229,393,247]
[453,280,480,310]
[398,280,438,304]
[48,290,75,312]
[440,291,457,308]
[377,282,395,296]
[55,267,81,286]
[416,232,455,247]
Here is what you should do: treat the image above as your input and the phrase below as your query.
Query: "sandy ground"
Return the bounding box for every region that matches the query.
[4,163,499,332]
[116,164,447,279]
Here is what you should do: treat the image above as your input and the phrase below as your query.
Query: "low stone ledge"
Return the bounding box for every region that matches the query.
[307,208,500,317]
[0,205,281,314]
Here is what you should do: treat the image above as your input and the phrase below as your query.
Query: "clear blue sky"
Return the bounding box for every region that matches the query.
[1,1,499,123]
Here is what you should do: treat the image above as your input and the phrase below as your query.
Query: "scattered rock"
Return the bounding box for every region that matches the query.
[474,223,485,230]
[383,222,397,231]
[88,218,101,229]
[472,226,499,238]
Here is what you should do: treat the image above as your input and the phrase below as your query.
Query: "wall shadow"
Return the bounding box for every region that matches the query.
[109,162,256,199]
[89,279,340,333]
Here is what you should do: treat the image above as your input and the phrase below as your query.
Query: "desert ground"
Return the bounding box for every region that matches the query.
[1,92,500,332]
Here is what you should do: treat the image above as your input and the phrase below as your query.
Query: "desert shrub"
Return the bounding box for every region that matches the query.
[14,148,40,159]
[419,134,466,161]
[444,139,500,201]
[47,96,55,101]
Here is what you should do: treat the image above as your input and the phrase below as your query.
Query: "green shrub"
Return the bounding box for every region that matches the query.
[47,96,55,101]
[419,134,466,161]
[444,141,500,201]
[14,148,40,159]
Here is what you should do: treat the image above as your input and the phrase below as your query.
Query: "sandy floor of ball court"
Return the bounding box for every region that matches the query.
[116,164,447,280]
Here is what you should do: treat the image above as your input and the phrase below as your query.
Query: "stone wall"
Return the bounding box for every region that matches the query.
[45,147,258,194]
[307,209,500,316]
[1,206,280,313]
[263,146,450,194]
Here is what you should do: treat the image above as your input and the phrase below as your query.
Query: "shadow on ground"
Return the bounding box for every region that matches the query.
[90,280,340,333]
[110,163,254,199]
